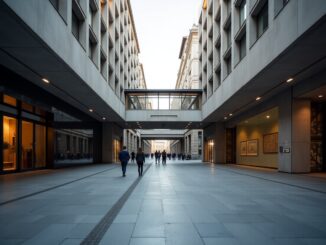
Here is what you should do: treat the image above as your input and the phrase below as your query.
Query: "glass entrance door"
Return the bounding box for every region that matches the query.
[3,116,17,171]
[21,121,34,170]
[35,124,46,168]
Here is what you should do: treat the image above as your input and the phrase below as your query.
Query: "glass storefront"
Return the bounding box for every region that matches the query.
[1,93,49,173]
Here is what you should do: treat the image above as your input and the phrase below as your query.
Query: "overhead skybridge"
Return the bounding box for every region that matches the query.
[125,89,203,129]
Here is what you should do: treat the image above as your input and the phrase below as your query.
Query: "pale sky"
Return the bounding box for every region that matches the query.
[131,0,201,89]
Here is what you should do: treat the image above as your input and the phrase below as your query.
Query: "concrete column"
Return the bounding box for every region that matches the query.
[102,122,123,163]
[203,123,226,164]
[278,90,311,173]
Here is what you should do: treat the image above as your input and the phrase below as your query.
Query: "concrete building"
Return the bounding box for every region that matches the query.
[174,25,203,160]
[199,0,326,173]
[0,0,146,171]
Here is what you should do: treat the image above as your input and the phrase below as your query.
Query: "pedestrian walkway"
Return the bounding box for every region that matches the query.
[0,161,326,244]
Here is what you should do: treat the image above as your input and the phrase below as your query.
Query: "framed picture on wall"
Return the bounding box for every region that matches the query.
[263,133,278,154]
[247,139,259,156]
[240,141,247,156]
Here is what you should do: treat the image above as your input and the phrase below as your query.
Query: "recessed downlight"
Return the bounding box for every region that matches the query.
[42,78,50,84]
[256,97,261,101]
[286,78,294,83]
[229,113,233,117]
[89,109,93,112]
[318,94,324,98]
[224,117,228,120]
[266,115,270,119]
[102,117,106,120]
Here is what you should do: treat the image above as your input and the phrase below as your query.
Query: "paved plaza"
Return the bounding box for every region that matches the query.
[1,160,326,245]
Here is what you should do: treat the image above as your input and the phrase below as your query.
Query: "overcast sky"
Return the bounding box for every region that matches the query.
[131,0,201,89]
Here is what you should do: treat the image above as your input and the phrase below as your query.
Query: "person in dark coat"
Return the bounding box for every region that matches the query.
[119,146,130,177]
[136,147,145,176]
[131,151,135,163]
[162,150,167,165]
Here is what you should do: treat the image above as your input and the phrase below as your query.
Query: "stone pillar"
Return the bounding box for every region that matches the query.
[102,122,123,163]
[203,122,226,164]
[278,90,311,173]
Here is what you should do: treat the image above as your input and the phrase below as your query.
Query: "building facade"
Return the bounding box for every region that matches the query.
[0,0,146,172]
[199,0,326,172]
[175,25,203,160]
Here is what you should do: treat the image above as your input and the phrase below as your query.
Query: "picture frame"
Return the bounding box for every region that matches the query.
[240,141,247,156]
[247,139,259,156]
[263,133,278,154]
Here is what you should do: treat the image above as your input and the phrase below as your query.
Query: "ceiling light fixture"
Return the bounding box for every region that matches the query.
[256,97,261,101]
[318,94,324,98]
[224,117,228,120]
[286,78,294,83]
[266,115,270,119]
[229,113,233,117]
[102,117,106,120]
[42,78,50,84]
[89,109,93,112]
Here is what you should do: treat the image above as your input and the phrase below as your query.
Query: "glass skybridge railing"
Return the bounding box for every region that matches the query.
[125,89,202,110]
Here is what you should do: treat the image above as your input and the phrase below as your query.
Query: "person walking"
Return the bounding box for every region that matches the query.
[119,146,130,177]
[162,150,167,165]
[136,147,145,176]
[131,151,135,163]
[155,150,159,164]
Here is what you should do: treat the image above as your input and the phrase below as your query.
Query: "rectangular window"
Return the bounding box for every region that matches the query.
[257,2,268,38]
[239,0,247,26]
[239,34,246,60]
[3,95,17,107]
[275,0,290,16]
[226,28,231,49]
[72,11,80,40]
[226,57,232,75]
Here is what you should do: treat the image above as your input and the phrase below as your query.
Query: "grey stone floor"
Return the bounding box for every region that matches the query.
[1,161,326,245]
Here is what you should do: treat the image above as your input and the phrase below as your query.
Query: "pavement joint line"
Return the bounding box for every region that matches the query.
[216,165,326,194]
[81,164,152,245]
[0,165,119,206]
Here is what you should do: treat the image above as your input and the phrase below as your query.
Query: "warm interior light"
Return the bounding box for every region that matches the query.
[318,94,324,98]
[203,0,207,9]
[266,115,270,119]
[229,113,233,116]
[42,78,50,84]
[256,97,261,101]
[286,78,294,83]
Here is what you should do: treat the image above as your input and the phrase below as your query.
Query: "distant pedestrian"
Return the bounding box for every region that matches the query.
[162,150,167,165]
[136,147,145,176]
[119,146,130,177]
[131,151,135,163]
[155,150,159,164]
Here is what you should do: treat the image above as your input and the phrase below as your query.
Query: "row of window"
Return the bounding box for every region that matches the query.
[200,0,289,102]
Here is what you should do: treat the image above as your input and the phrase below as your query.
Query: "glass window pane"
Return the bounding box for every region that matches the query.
[159,97,170,110]
[21,121,34,169]
[35,124,46,168]
[22,102,34,113]
[3,116,17,171]
[3,95,17,107]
